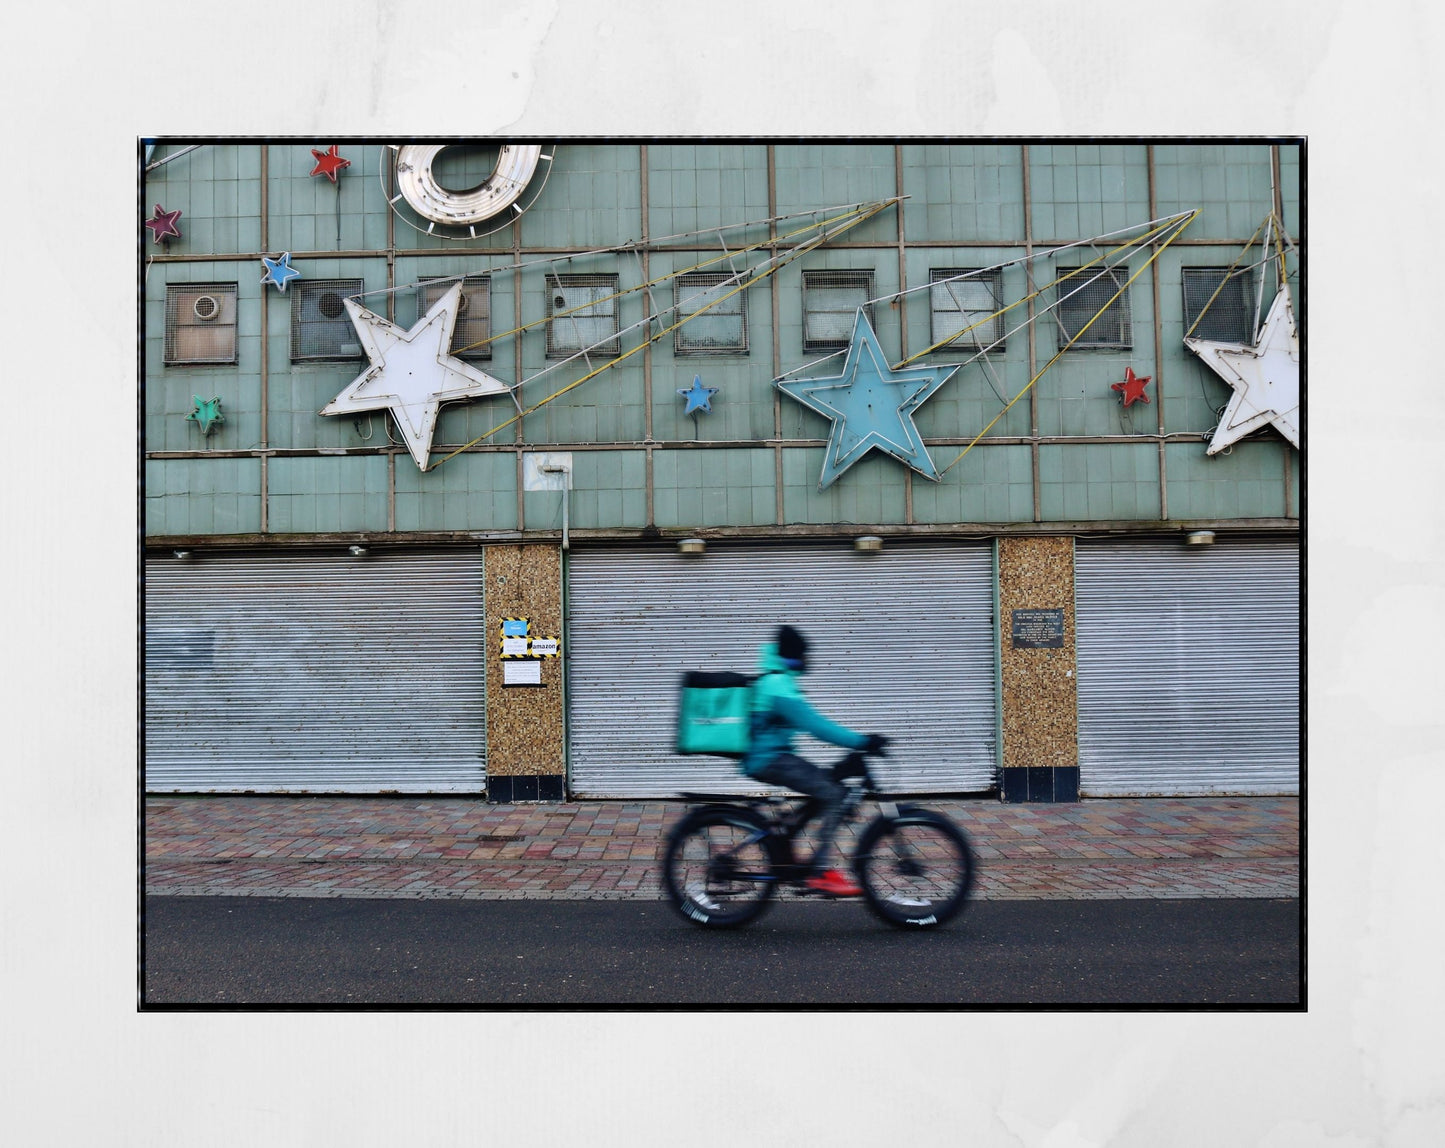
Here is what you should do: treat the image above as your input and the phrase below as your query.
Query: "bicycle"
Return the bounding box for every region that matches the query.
[661,748,974,930]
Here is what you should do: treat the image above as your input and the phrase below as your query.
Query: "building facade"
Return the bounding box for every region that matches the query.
[142,140,1302,801]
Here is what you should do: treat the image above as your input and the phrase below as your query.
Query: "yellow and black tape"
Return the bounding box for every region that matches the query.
[499,617,532,658]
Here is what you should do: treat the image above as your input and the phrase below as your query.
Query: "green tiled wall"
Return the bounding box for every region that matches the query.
[653,449,776,528]
[267,455,390,532]
[394,452,518,532]
[1279,147,1302,240]
[521,451,650,535]
[1039,444,1163,521]
[647,143,771,238]
[519,145,643,250]
[900,144,1026,242]
[1151,143,1280,240]
[563,451,649,529]
[143,141,1300,539]
[912,445,1035,524]
[146,457,264,535]
[143,144,264,255]
[772,143,900,245]
[780,449,908,525]
[1164,440,1290,519]
[1027,143,1151,241]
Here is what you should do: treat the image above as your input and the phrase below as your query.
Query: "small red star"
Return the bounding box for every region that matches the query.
[144,204,183,245]
[1111,366,1152,407]
[310,145,351,183]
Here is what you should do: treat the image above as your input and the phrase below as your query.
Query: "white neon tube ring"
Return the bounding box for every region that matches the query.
[394,145,543,226]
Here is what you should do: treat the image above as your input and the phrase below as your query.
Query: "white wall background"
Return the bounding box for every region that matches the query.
[6,1,1443,1144]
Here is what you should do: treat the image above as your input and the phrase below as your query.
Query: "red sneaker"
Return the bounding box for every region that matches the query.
[805,868,863,897]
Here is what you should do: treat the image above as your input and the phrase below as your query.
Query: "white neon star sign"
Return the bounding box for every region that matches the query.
[1186,284,1300,455]
[320,283,511,471]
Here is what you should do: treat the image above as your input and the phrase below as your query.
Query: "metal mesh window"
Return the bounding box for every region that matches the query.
[291,279,364,361]
[1182,267,1255,343]
[930,269,1005,353]
[674,272,748,355]
[546,273,620,358]
[419,276,492,360]
[164,283,238,365]
[803,270,874,352]
[1055,266,1132,349]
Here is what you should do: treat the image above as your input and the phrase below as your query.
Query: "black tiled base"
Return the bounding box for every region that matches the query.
[488,775,565,803]
[1000,766,1080,803]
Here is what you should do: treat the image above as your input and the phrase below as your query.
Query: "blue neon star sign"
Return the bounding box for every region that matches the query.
[678,375,718,415]
[775,311,958,488]
[261,251,301,292]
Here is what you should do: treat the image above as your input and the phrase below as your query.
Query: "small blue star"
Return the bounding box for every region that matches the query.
[261,251,301,292]
[678,375,718,415]
[776,311,958,489]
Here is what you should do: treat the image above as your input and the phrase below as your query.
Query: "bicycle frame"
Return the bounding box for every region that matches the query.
[665,747,975,929]
[684,751,892,883]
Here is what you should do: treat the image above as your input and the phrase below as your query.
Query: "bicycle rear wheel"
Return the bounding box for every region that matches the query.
[854,807,973,929]
[662,806,778,928]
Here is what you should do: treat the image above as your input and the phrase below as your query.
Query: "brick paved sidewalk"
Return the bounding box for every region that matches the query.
[144,795,1299,902]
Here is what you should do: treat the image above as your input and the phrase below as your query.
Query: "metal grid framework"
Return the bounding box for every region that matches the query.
[418,275,492,359]
[1182,266,1256,343]
[930,268,1006,353]
[803,270,875,352]
[673,271,749,356]
[290,279,365,361]
[546,273,621,359]
[1055,265,1132,349]
[164,282,238,365]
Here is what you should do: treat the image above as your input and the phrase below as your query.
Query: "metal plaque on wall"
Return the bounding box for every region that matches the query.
[1011,608,1065,649]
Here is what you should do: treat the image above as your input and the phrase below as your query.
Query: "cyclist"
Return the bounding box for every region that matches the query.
[739,624,888,897]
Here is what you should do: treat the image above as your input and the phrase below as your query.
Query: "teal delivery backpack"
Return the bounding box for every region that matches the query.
[675,671,755,757]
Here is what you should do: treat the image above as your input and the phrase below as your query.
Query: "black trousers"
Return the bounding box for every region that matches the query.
[751,752,846,871]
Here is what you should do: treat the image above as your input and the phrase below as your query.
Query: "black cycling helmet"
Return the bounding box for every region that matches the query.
[776,624,808,671]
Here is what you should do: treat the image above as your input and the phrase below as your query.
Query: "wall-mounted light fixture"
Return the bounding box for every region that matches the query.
[173,550,192,561]
[854,535,883,553]
[349,545,370,557]
[678,538,706,556]
[1185,530,1215,547]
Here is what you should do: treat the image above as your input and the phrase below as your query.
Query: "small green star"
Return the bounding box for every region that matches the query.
[186,395,225,436]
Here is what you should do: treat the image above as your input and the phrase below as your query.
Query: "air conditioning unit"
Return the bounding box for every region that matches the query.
[165,284,237,364]
[418,276,492,359]
[292,279,364,360]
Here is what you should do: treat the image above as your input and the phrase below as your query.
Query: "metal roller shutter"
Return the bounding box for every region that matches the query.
[144,550,487,793]
[1074,536,1299,796]
[565,543,998,798]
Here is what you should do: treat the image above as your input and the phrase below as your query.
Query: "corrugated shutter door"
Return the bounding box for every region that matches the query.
[566,543,997,798]
[1074,537,1299,796]
[145,550,486,793]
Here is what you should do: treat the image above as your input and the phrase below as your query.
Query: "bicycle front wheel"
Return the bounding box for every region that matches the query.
[854,807,974,929]
[662,807,778,928]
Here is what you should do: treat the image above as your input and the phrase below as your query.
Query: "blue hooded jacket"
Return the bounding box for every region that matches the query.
[738,641,869,777]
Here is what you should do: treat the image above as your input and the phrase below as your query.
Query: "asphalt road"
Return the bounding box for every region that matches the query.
[142,895,1301,1007]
